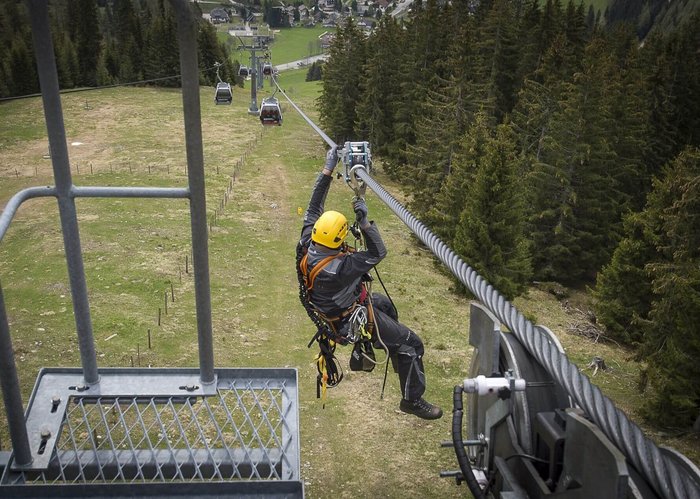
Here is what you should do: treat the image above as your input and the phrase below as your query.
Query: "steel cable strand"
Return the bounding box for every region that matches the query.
[471,253,686,498]
[273,82,698,497]
[510,310,684,498]
[353,167,697,499]
[271,76,336,149]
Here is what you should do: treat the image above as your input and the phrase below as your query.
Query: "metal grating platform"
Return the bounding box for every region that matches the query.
[0,368,301,496]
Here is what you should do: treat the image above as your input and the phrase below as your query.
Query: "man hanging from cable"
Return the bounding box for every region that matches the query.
[296,146,442,420]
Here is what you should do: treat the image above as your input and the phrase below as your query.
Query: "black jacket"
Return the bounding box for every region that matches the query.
[298,173,386,317]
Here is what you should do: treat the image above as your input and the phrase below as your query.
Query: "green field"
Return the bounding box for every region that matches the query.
[216,25,332,67]
[0,69,470,498]
[1,65,698,496]
[269,26,333,64]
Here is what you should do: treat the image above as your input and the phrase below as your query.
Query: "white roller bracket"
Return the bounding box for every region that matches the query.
[463,375,526,396]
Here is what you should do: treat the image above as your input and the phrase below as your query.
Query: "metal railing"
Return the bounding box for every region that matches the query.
[0,1,300,494]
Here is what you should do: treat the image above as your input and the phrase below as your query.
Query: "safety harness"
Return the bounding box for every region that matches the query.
[296,244,376,407]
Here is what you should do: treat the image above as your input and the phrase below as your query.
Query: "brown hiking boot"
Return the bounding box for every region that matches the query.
[399,398,443,420]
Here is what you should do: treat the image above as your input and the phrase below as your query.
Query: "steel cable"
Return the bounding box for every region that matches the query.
[354,167,698,499]
[271,76,336,149]
[276,75,700,498]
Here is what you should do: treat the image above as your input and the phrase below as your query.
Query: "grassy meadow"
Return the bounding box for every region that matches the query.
[269,26,331,63]
[0,70,697,496]
[215,22,331,67]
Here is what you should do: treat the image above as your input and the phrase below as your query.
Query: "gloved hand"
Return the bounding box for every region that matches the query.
[353,198,369,227]
[324,146,338,172]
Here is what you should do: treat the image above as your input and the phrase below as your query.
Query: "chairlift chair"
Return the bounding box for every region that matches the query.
[259,97,282,126]
[214,82,232,105]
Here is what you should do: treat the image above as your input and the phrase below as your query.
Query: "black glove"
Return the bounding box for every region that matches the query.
[353,198,368,227]
[324,146,338,172]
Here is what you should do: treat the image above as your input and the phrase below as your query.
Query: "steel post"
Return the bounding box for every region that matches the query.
[28,0,99,385]
[171,0,215,384]
[249,50,258,114]
[0,285,32,466]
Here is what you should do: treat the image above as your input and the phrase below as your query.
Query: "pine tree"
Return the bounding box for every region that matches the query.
[514,0,543,87]
[636,31,676,183]
[539,0,564,59]
[399,0,466,208]
[95,45,114,86]
[511,30,574,165]
[0,64,9,97]
[427,111,492,245]
[318,18,366,143]
[8,35,37,96]
[562,0,588,62]
[72,0,102,86]
[52,33,71,89]
[305,61,323,81]
[143,1,180,86]
[198,21,228,86]
[472,0,521,122]
[665,13,700,154]
[527,34,622,283]
[608,26,654,211]
[637,147,700,428]
[592,211,654,344]
[585,5,596,33]
[385,0,450,170]
[355,16,405,158]
[453,120,532,300]
[112,0,143,81]
[404,78,467,218]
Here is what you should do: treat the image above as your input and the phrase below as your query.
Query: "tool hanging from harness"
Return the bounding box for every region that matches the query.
[296,244,341,407]
[296,243,377,407]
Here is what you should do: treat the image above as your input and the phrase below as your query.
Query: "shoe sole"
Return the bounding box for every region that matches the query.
[399,406,443,420]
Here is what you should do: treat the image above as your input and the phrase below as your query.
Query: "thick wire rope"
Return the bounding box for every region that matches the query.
[271,75,336,147]
[272,74,700,499]
[354,169,699,499]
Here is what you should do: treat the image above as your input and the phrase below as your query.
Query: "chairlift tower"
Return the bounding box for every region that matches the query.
[236,35,273,115]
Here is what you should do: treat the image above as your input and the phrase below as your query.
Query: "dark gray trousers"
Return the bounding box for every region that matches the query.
[371,293,426,401]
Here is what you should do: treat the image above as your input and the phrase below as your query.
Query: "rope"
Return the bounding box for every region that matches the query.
[271,75,336,148]
[278,69,700,498]
[0,64,221,102]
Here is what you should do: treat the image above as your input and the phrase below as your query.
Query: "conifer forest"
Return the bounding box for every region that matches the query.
[1,0,699,430]
[318,1,700,429]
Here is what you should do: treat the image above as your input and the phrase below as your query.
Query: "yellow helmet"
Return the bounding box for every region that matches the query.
[312,211,348,248]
